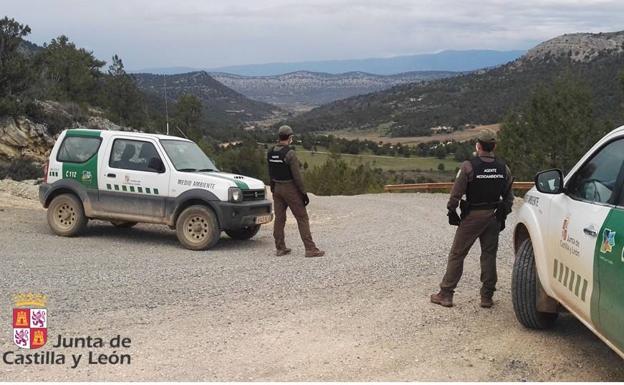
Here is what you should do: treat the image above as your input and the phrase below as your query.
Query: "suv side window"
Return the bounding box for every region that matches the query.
[566,138,624,205]
[57,136,101,163]
[109,139,164,173]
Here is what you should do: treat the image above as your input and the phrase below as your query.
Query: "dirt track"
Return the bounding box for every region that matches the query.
[0,190,622,381]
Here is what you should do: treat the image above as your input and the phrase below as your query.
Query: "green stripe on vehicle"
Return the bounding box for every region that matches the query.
[592,208,624,351]
[65,129,102,137]
[554,258,588,302]
[234,180,248,190]
[568,271,575,291]
[206,173,250,190]
[108,185,158,195]
[574,275,582,296]
[553,259,558,278]
[61,131,101,190]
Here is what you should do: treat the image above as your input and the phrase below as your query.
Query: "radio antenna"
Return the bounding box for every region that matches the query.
[164,75,170,135]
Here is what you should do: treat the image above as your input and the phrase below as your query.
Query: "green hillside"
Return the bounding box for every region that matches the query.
[287,32,624,137]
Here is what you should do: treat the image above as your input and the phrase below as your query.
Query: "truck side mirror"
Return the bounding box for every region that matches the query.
[535,169,563,194]
[148,157,165,173]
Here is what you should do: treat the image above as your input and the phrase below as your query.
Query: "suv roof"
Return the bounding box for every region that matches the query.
[64,129,192,142]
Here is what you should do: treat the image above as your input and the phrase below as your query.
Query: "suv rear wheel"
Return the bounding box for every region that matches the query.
[47,193,87,237]
[225,225,261,240]
[176,205,220,250]
[512,238,558,329]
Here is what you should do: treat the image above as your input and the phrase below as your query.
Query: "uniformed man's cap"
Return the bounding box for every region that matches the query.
[278,125,294,137]
[477,129,497,144]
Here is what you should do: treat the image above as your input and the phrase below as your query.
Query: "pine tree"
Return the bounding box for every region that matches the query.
[174,94,203,141]
[105,54,146,127]
[0,17,33,114]
[37,35,105,102]
[498,74,608,180]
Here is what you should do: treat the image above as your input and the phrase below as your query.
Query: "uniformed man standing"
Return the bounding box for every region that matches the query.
[268,125,325,258]
[431,130,513,308]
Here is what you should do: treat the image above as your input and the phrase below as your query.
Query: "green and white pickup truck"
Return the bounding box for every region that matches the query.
[512,125,624,359]
[39,129,273,250]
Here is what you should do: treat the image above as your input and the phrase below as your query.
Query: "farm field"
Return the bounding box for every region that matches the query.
[330,124,501,145]
[295,149,460,171]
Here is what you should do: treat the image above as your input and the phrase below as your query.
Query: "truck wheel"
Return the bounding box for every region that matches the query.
[47,193,87,237]
[110,220,138,228]
[225,225,261,240]
[176,205,220,250]
[512,238,558,329]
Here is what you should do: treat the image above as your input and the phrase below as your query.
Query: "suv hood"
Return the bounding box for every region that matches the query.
[200,171,265,190]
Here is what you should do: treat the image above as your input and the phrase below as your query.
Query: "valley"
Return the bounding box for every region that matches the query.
[212,70,457,111]
[330,124,501,145]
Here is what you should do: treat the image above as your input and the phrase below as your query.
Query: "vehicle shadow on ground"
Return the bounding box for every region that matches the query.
[81,221,270,252]
[546,313,624,363]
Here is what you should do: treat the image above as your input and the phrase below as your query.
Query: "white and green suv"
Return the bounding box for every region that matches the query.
[512,125,624,359]
[39,129,273,250]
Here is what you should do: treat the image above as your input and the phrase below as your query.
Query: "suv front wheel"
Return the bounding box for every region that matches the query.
[512,238,558,329]
[176,205,220,250]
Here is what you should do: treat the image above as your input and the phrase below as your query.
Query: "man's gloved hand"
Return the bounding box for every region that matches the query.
[448,209,461,226]
[496,204,511,232]
[302,193,310,206]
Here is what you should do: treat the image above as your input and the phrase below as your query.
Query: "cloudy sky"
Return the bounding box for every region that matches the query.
[5,0,624,70]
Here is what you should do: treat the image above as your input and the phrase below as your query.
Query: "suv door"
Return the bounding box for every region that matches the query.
[547,138,624,326]
[98,137,169,219]
[592,153,624,352]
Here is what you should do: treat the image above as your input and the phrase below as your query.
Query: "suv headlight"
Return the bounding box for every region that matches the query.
[228,187,243,202]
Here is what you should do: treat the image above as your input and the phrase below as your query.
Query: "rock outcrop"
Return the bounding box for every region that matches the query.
[522,31,624,64]
[0,116,56,163]
[0,100,135,164]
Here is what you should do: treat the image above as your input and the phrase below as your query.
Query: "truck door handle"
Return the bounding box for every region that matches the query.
[106,173,116,178]
[583,227,597,237]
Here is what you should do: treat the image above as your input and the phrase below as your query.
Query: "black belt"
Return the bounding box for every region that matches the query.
[469,202,500,210]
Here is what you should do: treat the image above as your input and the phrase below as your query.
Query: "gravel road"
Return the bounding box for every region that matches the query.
[0,188,622,381]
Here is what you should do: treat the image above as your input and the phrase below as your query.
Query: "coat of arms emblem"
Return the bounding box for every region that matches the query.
[600,228,616,254]
[12,293,48,349]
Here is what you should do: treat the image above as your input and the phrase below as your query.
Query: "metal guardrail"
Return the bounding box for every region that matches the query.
[384,181,534,192]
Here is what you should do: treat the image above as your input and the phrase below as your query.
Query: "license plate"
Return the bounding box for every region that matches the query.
[255,214,273,224]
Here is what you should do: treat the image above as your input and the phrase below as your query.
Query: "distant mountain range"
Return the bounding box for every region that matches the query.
[132,49,525,76]
[287,31,624,137]
[133,71,281,126]
[129,49,525,112]
[211,70,458,110]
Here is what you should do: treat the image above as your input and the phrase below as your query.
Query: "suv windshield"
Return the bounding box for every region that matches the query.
[160,139,218,172]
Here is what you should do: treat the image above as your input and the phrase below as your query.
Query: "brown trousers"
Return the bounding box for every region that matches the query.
[440,209,500,297]
[272,182,318,252]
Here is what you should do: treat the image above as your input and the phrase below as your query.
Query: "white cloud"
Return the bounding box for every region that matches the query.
[4,0,624,69]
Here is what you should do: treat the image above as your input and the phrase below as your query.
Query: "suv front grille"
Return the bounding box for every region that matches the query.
[243,189,265,201]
